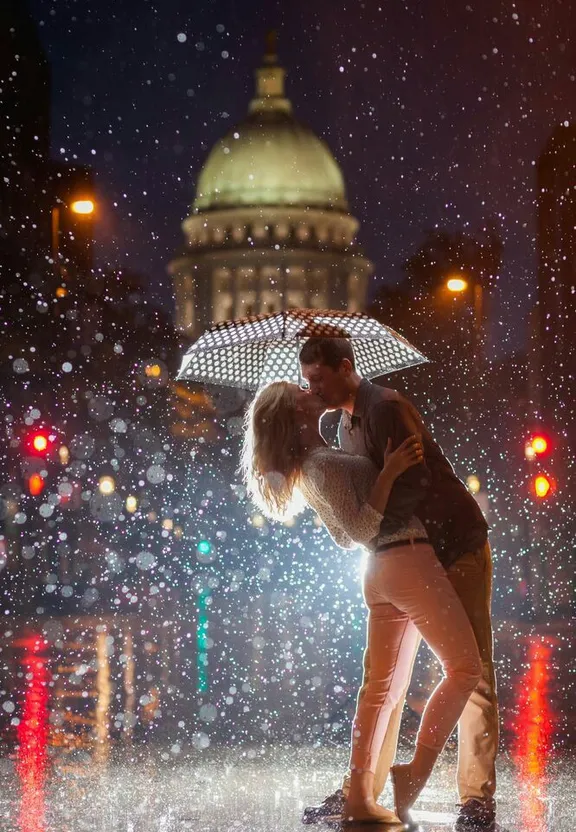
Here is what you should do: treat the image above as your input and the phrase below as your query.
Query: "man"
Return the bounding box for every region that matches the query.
[299,337,498,831]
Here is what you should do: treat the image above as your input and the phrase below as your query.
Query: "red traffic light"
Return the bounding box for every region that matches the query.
[25,429,56,456]
[532,474,554,499]
[32,433,49,453]
[531,435,548,455]
[525,432,551,461]
[27,473,45,496]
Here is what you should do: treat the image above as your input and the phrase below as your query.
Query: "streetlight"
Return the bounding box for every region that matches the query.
[51,198,95,265]
[70,200,95,215]
[446,277,467,293]
[98,476,116,495]
[445,274,485,376]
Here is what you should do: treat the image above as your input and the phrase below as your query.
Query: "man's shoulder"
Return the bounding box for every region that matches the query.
[364,382,406,411]
[363,383,424,433]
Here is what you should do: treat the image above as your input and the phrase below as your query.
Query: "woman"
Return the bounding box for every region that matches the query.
[241,381,481,824]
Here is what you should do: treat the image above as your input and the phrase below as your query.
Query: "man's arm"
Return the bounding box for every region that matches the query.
[367,399,431,534]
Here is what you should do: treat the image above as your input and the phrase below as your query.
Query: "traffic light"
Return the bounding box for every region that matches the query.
[21,427,58,498]
[524,433,551,461]
[25,429,57,458]
[27,473,46,496]
[533,474,554,499]
[196,539,212,556]
[525,430,556,500]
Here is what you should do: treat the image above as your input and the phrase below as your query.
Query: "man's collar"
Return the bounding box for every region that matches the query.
[351,378,371,423]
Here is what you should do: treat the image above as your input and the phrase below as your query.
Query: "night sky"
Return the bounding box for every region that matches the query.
[28,0,575,354]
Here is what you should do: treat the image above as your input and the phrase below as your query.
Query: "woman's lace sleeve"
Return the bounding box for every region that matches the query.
[304,454,383,547]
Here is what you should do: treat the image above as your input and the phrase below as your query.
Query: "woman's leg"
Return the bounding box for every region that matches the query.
[344,599,421,822]
[381,544,482,822]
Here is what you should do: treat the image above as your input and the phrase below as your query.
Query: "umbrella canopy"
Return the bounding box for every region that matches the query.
[177,308,427,390]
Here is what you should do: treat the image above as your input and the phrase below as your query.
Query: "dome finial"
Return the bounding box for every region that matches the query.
[264,29,278,64]
[250,30,291,114]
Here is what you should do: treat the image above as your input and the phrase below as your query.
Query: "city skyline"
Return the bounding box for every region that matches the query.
[27,0,576,355]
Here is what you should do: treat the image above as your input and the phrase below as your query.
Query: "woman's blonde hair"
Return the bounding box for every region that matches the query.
[240,381,307,522]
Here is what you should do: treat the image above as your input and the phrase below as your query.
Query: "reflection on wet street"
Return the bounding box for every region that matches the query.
[1,629,573,831]
[15,636,49,832]
[510,637,555,832]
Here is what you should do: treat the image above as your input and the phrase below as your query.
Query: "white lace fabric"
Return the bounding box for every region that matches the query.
[299,446,427,551]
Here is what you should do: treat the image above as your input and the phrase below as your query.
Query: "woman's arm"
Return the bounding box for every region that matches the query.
[367,435,424,515]
[304,438,422,547]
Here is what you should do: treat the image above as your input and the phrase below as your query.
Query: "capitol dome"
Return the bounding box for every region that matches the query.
[170,35,372,338]
[193,42,348,213]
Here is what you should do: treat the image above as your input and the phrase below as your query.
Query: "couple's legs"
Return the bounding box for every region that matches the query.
[345,544,481,820]
[342,543,498,807]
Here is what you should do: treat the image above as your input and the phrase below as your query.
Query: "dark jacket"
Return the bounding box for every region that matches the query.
[338,379,488,567]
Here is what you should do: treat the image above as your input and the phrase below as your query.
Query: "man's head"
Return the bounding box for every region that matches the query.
[299,336,361,410]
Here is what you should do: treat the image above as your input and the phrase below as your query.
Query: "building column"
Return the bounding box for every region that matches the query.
[280,259,288,309]
[231,267,240,318]
[195,262,213,334]
[256,266,264,314]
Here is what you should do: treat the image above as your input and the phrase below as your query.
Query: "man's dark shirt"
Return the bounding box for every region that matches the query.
[338,379,488,568]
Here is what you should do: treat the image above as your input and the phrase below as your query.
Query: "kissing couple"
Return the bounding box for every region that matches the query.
[241,336,498,829]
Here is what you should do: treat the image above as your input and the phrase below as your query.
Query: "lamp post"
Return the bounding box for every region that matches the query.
[51,198,95,266]
[445,274,485,377]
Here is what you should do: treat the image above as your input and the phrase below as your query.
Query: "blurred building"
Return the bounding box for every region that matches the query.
[169,34,373,335]
[536,123,576,436]
[532,123,576,613]
[0,0,93,281]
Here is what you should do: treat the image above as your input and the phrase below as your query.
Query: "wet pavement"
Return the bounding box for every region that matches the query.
[0,742,573,832]
[0,624,573,831]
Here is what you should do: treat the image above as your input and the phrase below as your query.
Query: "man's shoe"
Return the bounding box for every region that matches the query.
[454,799,496,830]
[302,789,346,824]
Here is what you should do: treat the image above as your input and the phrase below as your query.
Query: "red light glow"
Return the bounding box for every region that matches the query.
[16,636,50,832]
[28,474,45,496]
[512,637,555,832]
[533,474,553,499]
[32,434,49,453]
[531,435,549,455]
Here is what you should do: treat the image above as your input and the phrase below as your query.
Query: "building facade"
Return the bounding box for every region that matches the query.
[536,122,576,429]
[170,38,373,336]
[0,0,93,282]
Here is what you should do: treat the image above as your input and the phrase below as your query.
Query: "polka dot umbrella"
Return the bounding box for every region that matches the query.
[176,308,428,390]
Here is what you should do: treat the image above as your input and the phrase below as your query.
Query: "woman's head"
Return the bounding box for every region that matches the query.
[240,381,323,521]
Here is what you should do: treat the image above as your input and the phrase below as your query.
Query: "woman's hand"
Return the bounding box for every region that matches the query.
[383,435,424,478]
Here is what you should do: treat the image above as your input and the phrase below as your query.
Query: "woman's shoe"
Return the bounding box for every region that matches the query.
[390,764,420,825]
[342,798,398,824]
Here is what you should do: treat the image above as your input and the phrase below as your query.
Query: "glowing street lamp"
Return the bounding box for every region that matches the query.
[51,197,96,265]
[70,199,95,215]
[446,276,468,293]
[445,274,485,377]
[98,476,116,495]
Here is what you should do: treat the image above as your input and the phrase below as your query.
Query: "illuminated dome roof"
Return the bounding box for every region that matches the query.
[193,38,347,213]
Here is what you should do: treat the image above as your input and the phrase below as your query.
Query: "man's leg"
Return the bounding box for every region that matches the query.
[447,542,499,808]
